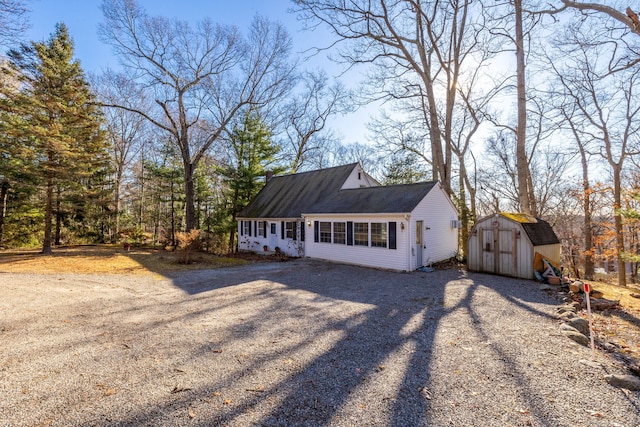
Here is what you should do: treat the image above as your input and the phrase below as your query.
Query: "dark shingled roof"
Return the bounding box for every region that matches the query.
[521,218,560,246]
[307,181,438,214]
[238,163,358,218]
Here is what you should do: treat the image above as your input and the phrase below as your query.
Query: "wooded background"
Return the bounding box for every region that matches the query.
[0,0,638,285]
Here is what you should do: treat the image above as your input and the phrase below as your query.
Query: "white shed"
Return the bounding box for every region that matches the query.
[467,213,561,279]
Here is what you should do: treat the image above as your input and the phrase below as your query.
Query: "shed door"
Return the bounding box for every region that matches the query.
[480,227,517,276]
[481,228,495,273]
[497,229,517,277]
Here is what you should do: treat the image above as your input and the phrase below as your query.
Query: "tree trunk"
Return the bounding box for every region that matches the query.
[514,0,532,215]
[458,174,469,258]
[613,166,626,286]
[114,169,122,243]
[183,161,196,232]
[42,164,53,255]
[0,179,8,248]
[578,144,594,280]
[54,188,62,246]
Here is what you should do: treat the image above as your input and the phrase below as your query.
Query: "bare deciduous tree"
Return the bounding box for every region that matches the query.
[0,0,29,48]
[294,0,491,196]
[549,18,640,286]
[99,0,295,231]
[279,70,350,173]
[94,70,150,239]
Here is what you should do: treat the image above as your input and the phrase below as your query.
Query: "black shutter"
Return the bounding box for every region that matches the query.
[281,221,285,239]
[301,222,305,241]
[347,221,353,246]
[263,221,267,238]
[248,220,252,237]
[314,221,319,243]
[293,222,297,240]
[240,221,244,236]
[389,222,397,250]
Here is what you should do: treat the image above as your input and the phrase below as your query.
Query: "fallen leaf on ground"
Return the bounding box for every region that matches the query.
[419,387,432,400]
[171,386,192,394]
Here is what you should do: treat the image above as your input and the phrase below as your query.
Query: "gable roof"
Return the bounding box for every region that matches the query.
[307,181,439,214]
[238,163,358,219]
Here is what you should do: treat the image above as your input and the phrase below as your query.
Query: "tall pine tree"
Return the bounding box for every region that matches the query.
[1,24,108,253]
[218,108,282,252]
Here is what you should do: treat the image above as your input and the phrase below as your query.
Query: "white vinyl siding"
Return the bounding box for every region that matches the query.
[237,219,304,257]
[305,215,409,271]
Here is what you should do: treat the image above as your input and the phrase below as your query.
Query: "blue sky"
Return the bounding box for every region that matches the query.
[25,0,371,143]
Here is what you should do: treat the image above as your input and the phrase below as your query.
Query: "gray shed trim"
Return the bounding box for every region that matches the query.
[307,181,438,214]
[238,163,358,219]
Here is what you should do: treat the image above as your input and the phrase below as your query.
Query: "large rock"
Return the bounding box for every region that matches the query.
[556,304,578,314]
[566,317,590,336]
[558,311,578,321]
[604,374,640,391]
[560,324,589,346]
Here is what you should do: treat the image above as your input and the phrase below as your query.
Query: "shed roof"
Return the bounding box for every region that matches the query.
[307,181,438,214]
[520,218,560,246]
[495,212,560,246]
[238,163,358,219]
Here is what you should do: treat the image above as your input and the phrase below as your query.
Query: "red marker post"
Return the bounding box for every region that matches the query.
[584,282,596,359]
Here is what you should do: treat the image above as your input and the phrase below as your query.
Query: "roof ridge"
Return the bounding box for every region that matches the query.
[271,162,358,179]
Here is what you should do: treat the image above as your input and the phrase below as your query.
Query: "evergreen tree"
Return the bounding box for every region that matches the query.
[383,153,430,185]
[1,23,108,253]
[218,108,282,252]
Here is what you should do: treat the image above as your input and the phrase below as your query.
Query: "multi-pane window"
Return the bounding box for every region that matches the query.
[320,222,332,243]
[371,222,387,248]
[257,221,265,237]
[354,222,368,246]
[333,222,346,244]
[243,221,251,236]
[286,221,295,239]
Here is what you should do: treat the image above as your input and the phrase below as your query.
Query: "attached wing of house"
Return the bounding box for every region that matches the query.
[237,163,459,271]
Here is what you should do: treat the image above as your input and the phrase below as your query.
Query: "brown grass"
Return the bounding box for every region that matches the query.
[585,280,640,311]
[0,245,248,275]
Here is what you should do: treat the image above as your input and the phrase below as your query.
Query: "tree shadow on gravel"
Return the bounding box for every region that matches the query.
[27,261,636,426]
[91,261,450,426]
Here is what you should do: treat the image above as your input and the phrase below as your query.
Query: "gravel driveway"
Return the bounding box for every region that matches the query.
[1,259,639,426]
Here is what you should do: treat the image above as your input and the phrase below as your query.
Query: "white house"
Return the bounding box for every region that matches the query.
[237,163,459,271]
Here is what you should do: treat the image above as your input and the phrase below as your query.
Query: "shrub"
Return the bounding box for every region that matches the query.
[175,229,202,264]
